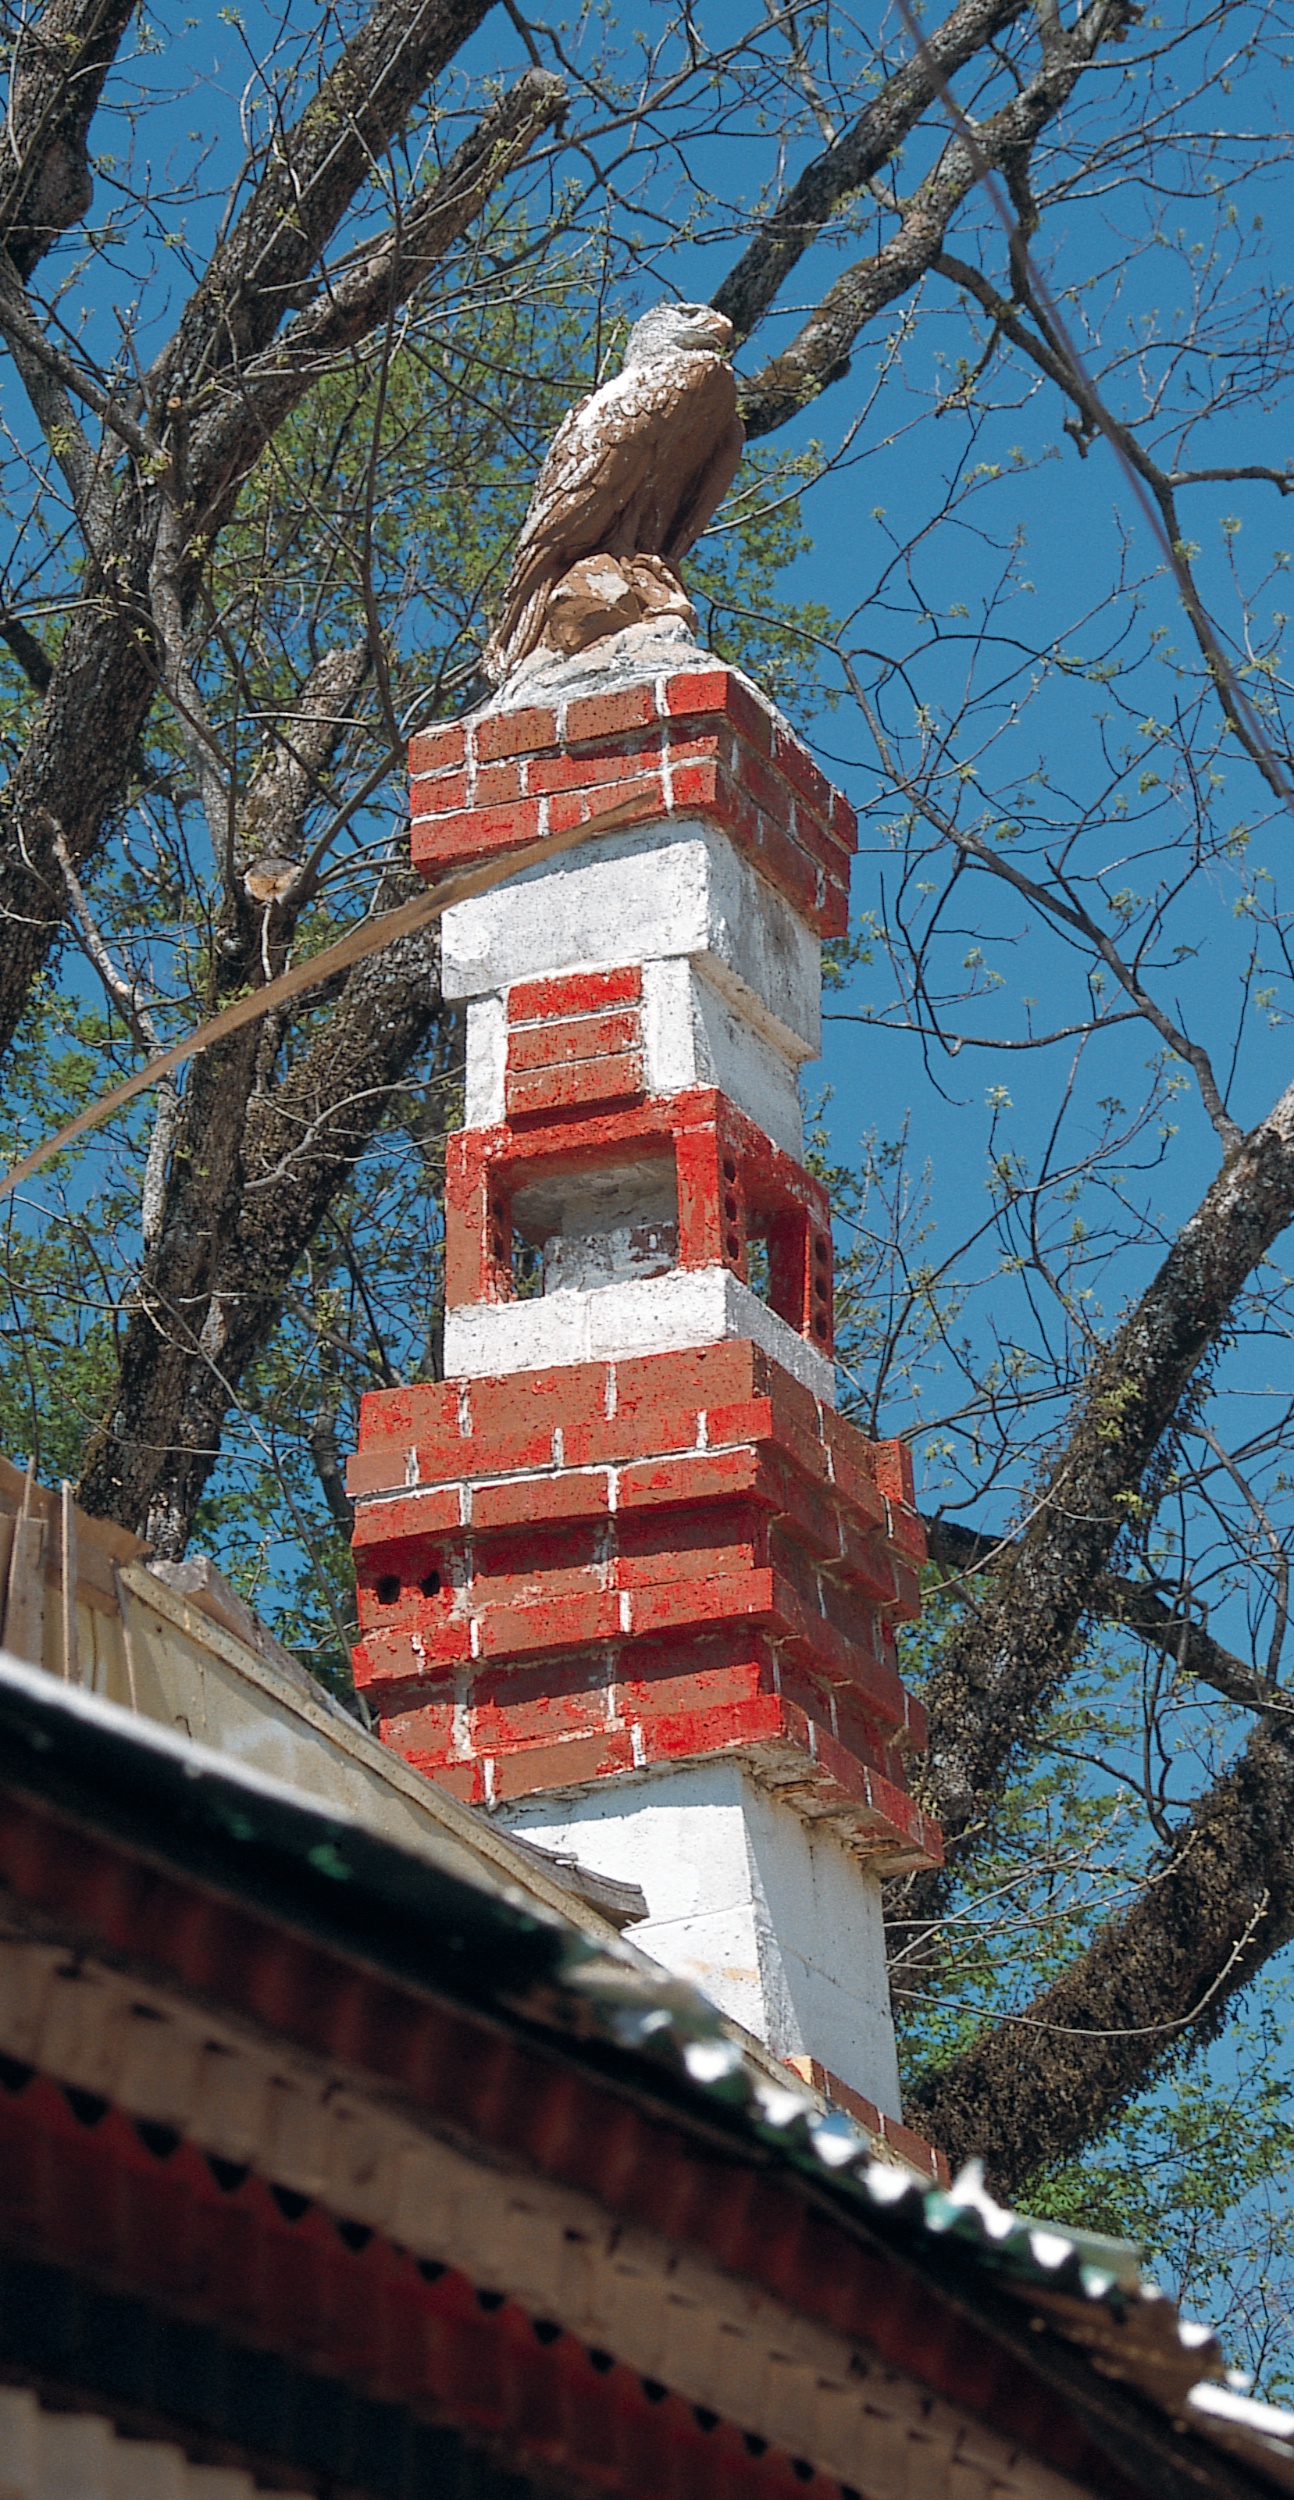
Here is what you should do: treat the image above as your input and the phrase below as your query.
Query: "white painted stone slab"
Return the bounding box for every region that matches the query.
[640,958,803,1155]
[464,992,507,1128]
[444,1265,836,1403]
[502,1758,902,2118]
[442,821,821,1061]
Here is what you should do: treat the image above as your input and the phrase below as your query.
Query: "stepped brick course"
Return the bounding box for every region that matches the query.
[410,670,858,940]
[348,1342,939,1867]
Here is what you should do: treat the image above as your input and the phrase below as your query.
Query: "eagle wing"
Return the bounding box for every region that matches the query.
[488,352,739,673]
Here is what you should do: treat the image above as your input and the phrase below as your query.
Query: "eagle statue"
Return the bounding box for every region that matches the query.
[483,301,744,685]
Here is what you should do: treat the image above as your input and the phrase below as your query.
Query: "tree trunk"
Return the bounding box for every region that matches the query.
[906,1710,1294,2195]
[914,1078,1294,1866]
[77,917,445,1552]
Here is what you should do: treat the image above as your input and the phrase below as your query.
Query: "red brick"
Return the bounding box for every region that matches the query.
[477,1589,621,1660]
[506,1055,645,1121]
[872,1436,915,1506]
[728,738,789,824]
[832,1516,901,1609]
[471,758,526,807]
[411,797,543,875]
[465,1682,615,1754]
[352,1484,462,1549]
[468,1509,600,1583]
[901,1687,929,1752]
[822,1434,886,1530]
[624,1568,775,1638]
[508,966,641,1023]
[617,1447,762,1513]
[353,1618,472,1685]
[784,2056,883,2137]
[659,723,727,768]
[489,1729,635,1800]
[357,1379,459,1443]
[771,723,834,821]
[472,706,557,762]
[624,1656,766,1724]
[546,775,662,838]
[467,1366,603,1435]
[886,1504,927,1568]
[409,770,472,816]
[616,1517,762,1591]
[458,1367,605,1472]
[397,1752,481,1802]
[663,756,722,817]
[472,1468,610,1531]
[507,1010,640,1072]
[700,1396,774,1454]
[891,1558,922,1622]
[760,1461,843,1563]
[564,684,656,744]
[832,786,859,847]
[786,790,854,878]
[408,723,467,775]
[663,667,774,755]
[764,1362,825,1440]
[741,803,828,920]
[346,1443,413,1499]
[638,1692,788,1767]
[817,881,850,942]
[524,744,664,796]
[560,1400,703,1471]
[879,2112,950,2185]
[615,1341,763,1423]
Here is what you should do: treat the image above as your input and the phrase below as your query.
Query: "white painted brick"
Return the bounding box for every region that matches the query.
[641,958,803,1154]
[502,1760,902,2117]
[442,821,821,1060]
[444,1266,835,1403]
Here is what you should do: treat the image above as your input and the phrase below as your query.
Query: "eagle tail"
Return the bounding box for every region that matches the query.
[482,576,556,686]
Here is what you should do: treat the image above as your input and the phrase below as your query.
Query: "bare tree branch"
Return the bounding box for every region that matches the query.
[923,1517,1287,1720]
[906,1716,1294,2196]
[226,70,567,467]
[710,0,1028,340]
[0,54,559,1075]
[738,0,1139,437]
[905,1073,1294,1876]
[934,249,1294,803]
[77,891,444,1553]
[844,658,1243,1149]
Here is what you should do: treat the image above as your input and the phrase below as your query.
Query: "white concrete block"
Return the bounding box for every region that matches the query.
[444,1266,835,1403]
[442,821,821,1061]
[502,1759,902,2118]
[641,957,803,1155]
[464,993,507,1127]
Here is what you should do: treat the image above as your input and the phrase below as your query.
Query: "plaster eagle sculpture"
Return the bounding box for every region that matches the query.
[483,302,744,685]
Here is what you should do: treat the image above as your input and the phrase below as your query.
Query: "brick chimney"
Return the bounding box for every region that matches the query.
[347,654,942,2136]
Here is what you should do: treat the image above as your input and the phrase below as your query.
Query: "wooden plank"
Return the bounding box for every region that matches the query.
[4,1511,47,1665]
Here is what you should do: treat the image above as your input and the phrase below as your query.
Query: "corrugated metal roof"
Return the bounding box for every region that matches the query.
[0,1647,1287,2500]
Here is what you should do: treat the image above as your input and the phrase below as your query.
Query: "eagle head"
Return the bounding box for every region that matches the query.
[622,301,735,369]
